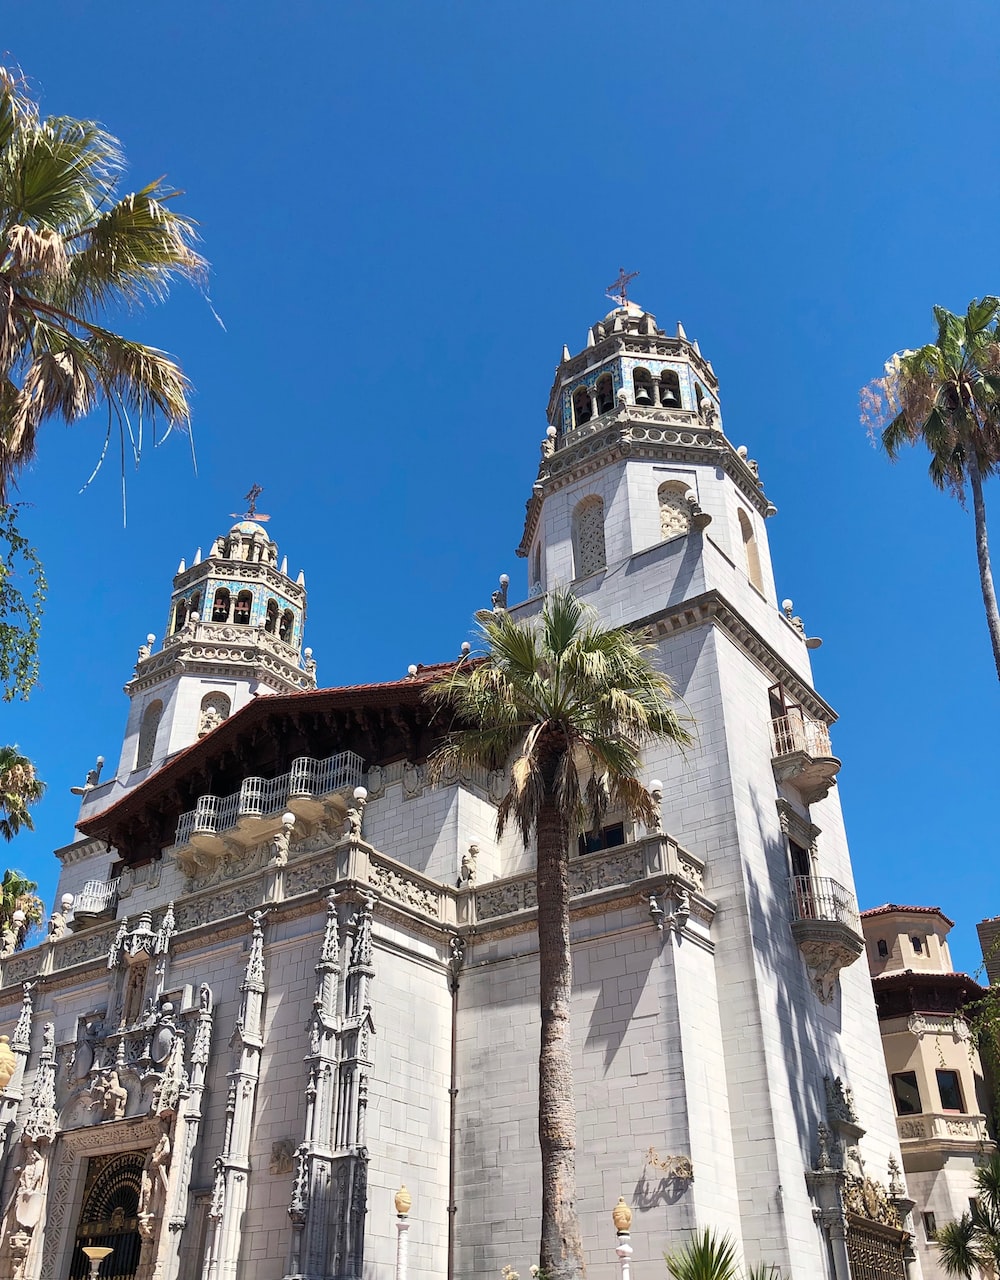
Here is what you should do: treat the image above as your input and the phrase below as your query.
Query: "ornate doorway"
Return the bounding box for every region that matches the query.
[68,1151,145,1280]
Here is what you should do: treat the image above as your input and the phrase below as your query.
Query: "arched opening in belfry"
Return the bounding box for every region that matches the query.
[279,609,295,643]
[739,508,764,592]
[234,590,253,625]
[572,386,592,426]
[265,599,279,633]
[136,700,163,771]
[189,591,201,619]
[172,598,188,633]
[69,1150,145,1280]
[659,369,681,408]
[694,382,705,412]
[572,495,607,579]
[632,368,655,406]
[595,373,615,414]
[211,588,231,623]
[658,481,692,541]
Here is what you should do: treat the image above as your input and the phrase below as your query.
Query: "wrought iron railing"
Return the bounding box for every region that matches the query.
[175,750,365,845]
[74,878,121,915]
[770,709,833,758]
[789,875,861,933]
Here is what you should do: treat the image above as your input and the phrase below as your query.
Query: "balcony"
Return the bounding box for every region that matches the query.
[71,877,121,924]
[897,1111,991,1150]
[174,750,366,853]
[789,874,864,1004]
[770,710,841,804]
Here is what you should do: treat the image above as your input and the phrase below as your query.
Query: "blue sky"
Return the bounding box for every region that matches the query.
[3,1,998,975]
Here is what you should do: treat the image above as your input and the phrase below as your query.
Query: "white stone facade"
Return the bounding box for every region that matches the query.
[0,303,915,1280]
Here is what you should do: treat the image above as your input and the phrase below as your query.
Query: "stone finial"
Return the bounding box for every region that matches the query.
[612,1197,632,1233]
[676,321,687,340]
[561,344,571,363]
[395,1184,412,1216]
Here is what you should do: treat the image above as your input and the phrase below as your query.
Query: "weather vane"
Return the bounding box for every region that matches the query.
[231,483,271,522]
[606,267,639,308]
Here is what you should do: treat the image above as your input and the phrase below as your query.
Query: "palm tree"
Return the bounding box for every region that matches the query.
[933,1151,1000,1276]
[0,65,205,499]
[0,744,43,840]
[0,867,44,948]
[863,297,1000,679]
[430,590,691,1280]
[664,1230,782,1280]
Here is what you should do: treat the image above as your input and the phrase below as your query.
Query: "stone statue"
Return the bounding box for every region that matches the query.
[0,927,17,960]
[345,803,364,840]
[198,705,224,738]
[271,813,295,867]
[13,1146,45,1230]
[94,1068,128,1121]
[459,844,478,886]
[138,1126,171,1235]
[47,910,68,942]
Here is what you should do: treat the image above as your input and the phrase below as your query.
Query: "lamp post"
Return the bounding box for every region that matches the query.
[81,1246,113,1280]
[612,1197,633,1280]
[394,1184,411,1280]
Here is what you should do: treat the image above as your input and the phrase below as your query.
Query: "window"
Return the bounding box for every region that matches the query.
[136,700,163,771]
[173,598,188,632]
[632,368,654,406]
[877,939,889,958]
[659,369,681,407]
[212,588,231,623]
[923,1212,936,1239]
[578,822,625,856]
[596,373,615,414]
[891,1071,921,1116]
[572,496,607,578]
[658,480,692,541]
[265,599,279,634]
[189,591,201,618]
[937,1069,964,1112]
[234,590,253,625]
[572,386,592,426]
[738,508,763,592]
[531,545,542,595]
[279,609,295,643]
[789,839,811,879]
[911,935,924,954]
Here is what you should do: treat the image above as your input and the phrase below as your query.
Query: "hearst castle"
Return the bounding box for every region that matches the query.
[0,301,928,1280]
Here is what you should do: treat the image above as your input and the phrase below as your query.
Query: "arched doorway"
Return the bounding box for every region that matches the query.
[69,1151,145,1280]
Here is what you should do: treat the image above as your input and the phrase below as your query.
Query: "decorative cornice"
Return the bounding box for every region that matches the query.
[172,557,306,603]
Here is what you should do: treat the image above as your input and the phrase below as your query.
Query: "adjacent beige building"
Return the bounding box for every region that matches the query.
[861,905,993,1279]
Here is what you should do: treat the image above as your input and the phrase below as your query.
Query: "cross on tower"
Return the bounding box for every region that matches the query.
[606,267,639,308]
[231,484,270,522]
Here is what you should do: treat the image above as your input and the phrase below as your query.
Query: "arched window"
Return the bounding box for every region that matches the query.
[739,509,763,592]
[211,588,231,623]
[198,691,231,738]
[265,599,279,633]
[189,591,201,618]
[659,369,681,407]
[632,368,654,406]
[172,598,188,633]
[572,496,606,579]
[694,382,705,412]
[572,386,592,426]
[136,700,163,770]
[595,373,615,414]
[234,590,253,625]
[658,481,692,541]
[279,609,295,643]
[531,544,543,595]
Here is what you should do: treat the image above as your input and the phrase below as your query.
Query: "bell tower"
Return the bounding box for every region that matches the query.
[114,515,316,785]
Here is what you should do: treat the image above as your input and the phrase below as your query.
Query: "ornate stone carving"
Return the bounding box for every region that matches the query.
[825,1075,858,1126]
[270,1140,295,1175]
[459,845,478,886]
[843,1178,901,1229]
[137,1122,171,1238]
[23,1024,57,1143]
[402,761,423,800]
[366,859,437,916]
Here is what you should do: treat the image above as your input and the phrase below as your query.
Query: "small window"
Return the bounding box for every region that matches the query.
[265,599,279,633]
[279,609,295,643]
[173,598,188,632]
[531,545,542,594]
[789,839,811,879]
[234,590,253,625]
[891,1071,921,1116]
[189,591,201,617]
[572,386,592,426]
[578,822,625,856]
[596,373,615,414]
[212,588,231,623]
[937,1069,964,1112]
[659,370,681,407]
[912,935,924,954]
[922,1212,936,1239]
[136,699,163,771]
[877,939,889,958]
[632,368,654,406]
[739,509,764,592]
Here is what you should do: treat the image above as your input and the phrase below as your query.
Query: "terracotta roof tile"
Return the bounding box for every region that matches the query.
[860,903,955,926]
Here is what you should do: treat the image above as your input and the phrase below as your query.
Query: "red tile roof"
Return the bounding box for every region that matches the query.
[860,903,955,926]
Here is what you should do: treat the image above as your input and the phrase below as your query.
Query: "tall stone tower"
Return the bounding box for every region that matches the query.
[77,515,316,829]
[491,297,911,1276]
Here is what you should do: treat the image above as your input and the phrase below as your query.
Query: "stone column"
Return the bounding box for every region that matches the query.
[394,1187,411,1280]
[203,913,268,1280]
[0,986,34,1168]
[612,1198,633,1280]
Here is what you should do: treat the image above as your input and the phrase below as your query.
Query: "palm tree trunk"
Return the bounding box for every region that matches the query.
[968,452,1000,681]
[536,790,586,1280]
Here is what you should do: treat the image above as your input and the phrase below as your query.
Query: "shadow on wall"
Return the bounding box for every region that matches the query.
[745,783,847,1168]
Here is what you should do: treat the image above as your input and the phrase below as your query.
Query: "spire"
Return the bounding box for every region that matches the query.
[586,328,596,348]
[676,322,687,340]
[561,344,571,363]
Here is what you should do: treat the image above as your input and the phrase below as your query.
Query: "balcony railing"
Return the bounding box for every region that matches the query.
[771,710,833,759]
[74,878,120,915]
[789,875,861,933]
[175,750,365,845]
